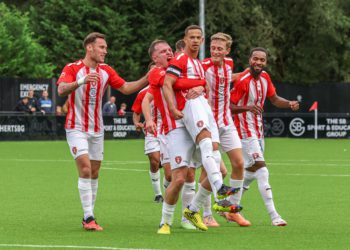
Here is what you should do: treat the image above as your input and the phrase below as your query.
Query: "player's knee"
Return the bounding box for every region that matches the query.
[149,157,160,169]
[173,176,186,187]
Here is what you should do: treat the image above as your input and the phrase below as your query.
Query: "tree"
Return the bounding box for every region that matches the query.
[0,2,54,78]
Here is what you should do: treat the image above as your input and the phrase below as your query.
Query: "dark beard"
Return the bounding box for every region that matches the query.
[250,65,262,79]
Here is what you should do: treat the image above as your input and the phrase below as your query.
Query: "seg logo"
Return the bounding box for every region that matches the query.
[271,118,285,136]
[289,118,305,137]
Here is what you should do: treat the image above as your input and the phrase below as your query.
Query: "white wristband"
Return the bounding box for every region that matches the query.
[77,76,86,87]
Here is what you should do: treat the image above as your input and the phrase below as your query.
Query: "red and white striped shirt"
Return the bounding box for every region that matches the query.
[202,57,234,128]
[166,53,206,111]
[148,66,180,134]
[131,86,162,137]
[230,70,276,139]
[57,60,125,133]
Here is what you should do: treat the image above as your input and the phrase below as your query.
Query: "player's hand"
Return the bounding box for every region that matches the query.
[135,122,144,132]
[289,101,299,111]
[145,120,156,134]
[186,86,204,99]
[170,108,183,120]
[85,73,100,84]
[248,105,263,114]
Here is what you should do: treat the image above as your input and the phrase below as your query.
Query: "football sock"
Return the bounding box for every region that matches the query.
[256,167,280,220]
[149,170,162,196]
[91,178,98,211]
[228,178,244,205]
[78,177,93,220]
[199,138,223,191]
[243,170,255,193]
[181,181,196,220]
[200,183,212,217]
[189,184,211,213]
[212,150,222,171]
[163,176,170,190]
[160,202,176,226]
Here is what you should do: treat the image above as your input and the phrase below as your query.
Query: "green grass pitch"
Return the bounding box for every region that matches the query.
[0,138,349,250]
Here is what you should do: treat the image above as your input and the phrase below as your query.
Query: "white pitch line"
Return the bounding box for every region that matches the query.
[1,159,149,164]
[102,167,147,172]
[271,173,350,177]
[268,163,350,167]
[0,244,161,250]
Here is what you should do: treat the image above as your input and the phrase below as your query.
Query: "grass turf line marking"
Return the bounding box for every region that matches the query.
[0,244,161,250]
[103,167,147,172]
[271,173,350,177]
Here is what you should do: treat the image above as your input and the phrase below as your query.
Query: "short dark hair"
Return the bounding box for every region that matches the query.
[148,39,168,59]
[175,39,185,52]
[83,32,106,48]
[249,47,268,58]
[184,25,202,36]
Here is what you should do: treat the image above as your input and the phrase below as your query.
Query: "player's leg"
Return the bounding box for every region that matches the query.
[147,151,163,202]
[159,134,171,190]
[145,136,162,202]
[86,132,104,231]
[158,166,188,234]
[180,167,196,230]
[245,138,287,226]
[199,167,220,227]
[66,130,96,230]
[158,128,195,234]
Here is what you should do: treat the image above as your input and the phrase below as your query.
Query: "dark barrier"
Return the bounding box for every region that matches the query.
[0,113,143,141]
[1,112,350,141]
[263,113,350,138]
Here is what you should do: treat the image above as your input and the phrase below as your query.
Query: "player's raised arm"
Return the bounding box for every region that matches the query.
[117,75,148,95]
[268,94,299,111]
[162,75,183,119]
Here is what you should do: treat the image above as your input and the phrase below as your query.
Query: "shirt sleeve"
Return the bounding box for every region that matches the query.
[148,68,166,88]
[264,73,276,97]
[230,80,246,104]
[131,90,146,114]
[106,66,126,89]
[56,64,75,85]
[166,57,183,79]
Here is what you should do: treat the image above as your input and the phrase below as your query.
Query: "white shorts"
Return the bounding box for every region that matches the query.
[159,134,170,165]
[241,138,265,168]
[183,95,219,144]
[66,129,104,161]
[219,124,242,152]
[166,127,196,170]
[144,134,160,155]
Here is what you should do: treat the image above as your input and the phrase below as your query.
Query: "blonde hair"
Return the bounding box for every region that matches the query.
[210,32,232,49]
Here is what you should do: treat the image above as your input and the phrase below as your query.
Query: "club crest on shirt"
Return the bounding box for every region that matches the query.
[175,156,182,164]
[89,88,97,97]
[197,120,204,128]
[72,147,77,155]
[252,153,260,159]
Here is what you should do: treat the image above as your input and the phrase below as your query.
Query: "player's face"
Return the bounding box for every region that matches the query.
[153,43,173,68]
[249,51,267,76]
[88,38,108,63]
[210,39,230,65]
[184,29,203,52]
